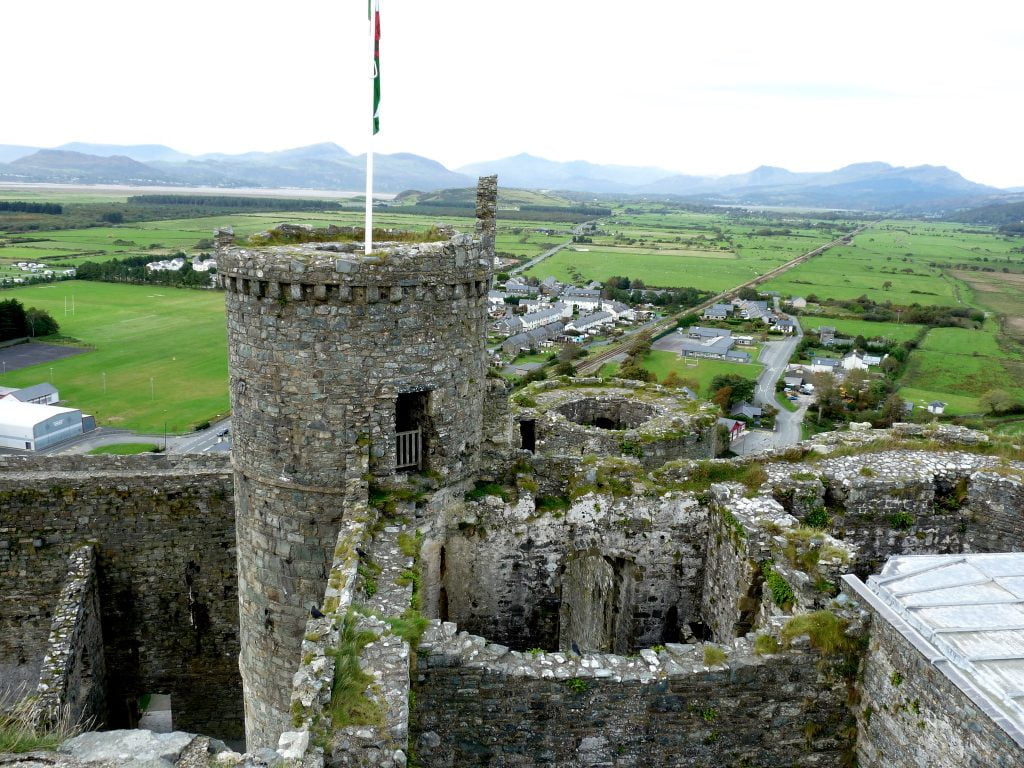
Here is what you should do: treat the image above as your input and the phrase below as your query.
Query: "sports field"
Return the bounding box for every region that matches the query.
[0,281,227,433]
[640,350,762,395]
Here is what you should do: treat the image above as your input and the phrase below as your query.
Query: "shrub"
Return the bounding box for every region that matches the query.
[703,645,727,666]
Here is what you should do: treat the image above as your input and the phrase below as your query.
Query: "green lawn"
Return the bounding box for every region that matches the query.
[776,391,798,412]
[802,316,925,343]
[641,349,761,396]
[0,281,228,433]
[87,443,161,455]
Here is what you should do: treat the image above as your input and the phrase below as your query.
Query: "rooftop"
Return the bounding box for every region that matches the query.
[863,553,1024,741]
[0,399,79,429]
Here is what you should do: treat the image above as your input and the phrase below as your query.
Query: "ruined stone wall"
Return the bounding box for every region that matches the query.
[0,454,240,740]
[412,624,852,768]
[969,470,1024,552]
[35,546,107,730]
[846,577,1024,768]
[770,452,1024,578]
[433,492,707,653]
[219,214,494,748]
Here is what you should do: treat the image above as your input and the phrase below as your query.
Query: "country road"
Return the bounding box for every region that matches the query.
[735,316,808,454]
[576,223,873,376]
[510,221,595,276]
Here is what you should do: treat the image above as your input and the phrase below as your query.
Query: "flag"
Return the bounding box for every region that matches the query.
[370,0,381,135]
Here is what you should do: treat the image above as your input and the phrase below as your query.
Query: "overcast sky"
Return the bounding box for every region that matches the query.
[3,0,1023,187]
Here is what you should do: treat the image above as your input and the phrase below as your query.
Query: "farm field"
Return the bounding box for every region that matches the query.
[0,281,227,433]
[800,315,925,343]
[0,208,570,273]
[898,326,1024,416]
[524,209,858,291]
[951,269,1024,346]
[762,220,1024,306]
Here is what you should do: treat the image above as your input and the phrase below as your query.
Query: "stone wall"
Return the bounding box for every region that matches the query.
[0,454,240,741]
[514,380,718,469]
[412,623,852,768]
[432,491,708,653]
[769,452,1024,577]
[220,193,495,748]
[35,545,107,730]
[844,576,1024,767]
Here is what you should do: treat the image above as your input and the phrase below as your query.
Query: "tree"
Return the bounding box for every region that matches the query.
[737,286,759,300]
[980,389,1018,415]
[0,299,28,341]
[882,280,893,290]
[25,307,59,337]
[709,374,755,407]
[618,362,655,382]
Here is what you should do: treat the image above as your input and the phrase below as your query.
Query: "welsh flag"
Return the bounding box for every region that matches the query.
[370,0,381,135]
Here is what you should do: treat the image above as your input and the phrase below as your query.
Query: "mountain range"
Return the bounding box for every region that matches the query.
[0,143,1019,212]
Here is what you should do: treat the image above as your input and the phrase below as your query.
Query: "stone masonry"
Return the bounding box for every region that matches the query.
[219,177,496,749]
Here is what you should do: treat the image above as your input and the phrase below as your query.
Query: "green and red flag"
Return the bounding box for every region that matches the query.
[370,0,381,134]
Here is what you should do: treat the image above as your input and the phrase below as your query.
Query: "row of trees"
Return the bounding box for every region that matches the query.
[0,299,60,341]
[0,201,63,214]
[74,255,214,288]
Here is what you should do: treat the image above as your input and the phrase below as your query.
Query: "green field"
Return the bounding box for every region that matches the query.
[802,315,925,343]
[640,350,762,395]
[523,209,858,291]
[0,281,227,433]
[898,325,1024,416]
[87,443,161,455]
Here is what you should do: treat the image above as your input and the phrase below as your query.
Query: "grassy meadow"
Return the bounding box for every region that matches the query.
[0,281,228,433]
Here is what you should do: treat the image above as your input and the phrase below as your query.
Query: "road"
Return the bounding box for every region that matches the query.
[509,221,595,276]
[734,316,808,454]
[27,418,233,456]
[576,223,872,376]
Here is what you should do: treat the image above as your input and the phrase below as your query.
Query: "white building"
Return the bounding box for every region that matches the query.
[0,399,83,451]
[565,310,615,334]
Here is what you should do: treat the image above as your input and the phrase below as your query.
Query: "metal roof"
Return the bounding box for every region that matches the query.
[0,399,79,429]
[866,553,1024,734]
[10,382,57,402]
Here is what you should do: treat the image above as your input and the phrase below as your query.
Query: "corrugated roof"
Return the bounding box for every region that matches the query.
[10,382,57,402]
[867,553,1024,733]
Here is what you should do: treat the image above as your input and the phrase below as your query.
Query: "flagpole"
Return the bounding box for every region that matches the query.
[364,1,375,256]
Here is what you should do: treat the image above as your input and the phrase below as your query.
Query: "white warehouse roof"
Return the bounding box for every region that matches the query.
[0,398,79,429]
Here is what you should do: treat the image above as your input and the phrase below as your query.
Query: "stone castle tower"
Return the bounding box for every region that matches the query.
[216,176,497,748]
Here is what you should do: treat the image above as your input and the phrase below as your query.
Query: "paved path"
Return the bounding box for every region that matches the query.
[0,341,88,374]
[736,316,809,454]
[509,221,594,276]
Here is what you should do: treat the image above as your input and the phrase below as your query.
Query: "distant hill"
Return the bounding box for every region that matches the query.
[946,201,1024,234]
[0,140,1015,211]
[2,150,171,184]
[458,153,675,192]
[56,142,192,164]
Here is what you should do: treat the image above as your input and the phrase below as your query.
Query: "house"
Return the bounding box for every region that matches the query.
[504,278,539,298]
[0,399,83,451]
[561,287,602,312]
[841,351,870,371]
[730,402,763,420]
[518,297,551,314]
[783,376,804,389]
[927,401,947,415]
[566,310,615,334]
[487,290,509,310]
[774,318,797,335]
[687,326,732,340]
[717,417,746,443]
[5,383,60,406]
[862,353,884,366]
[679,334,750,362]
[192,257,217,272]
[789,297,807,309]
[733,299,773,323]
[519,304,572,332]
[585,281,603,291]
[501,321,566,355]
[703,303,732,321]
[604,301,635,322]
[539,276,561,295]
[810,358,841,374]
